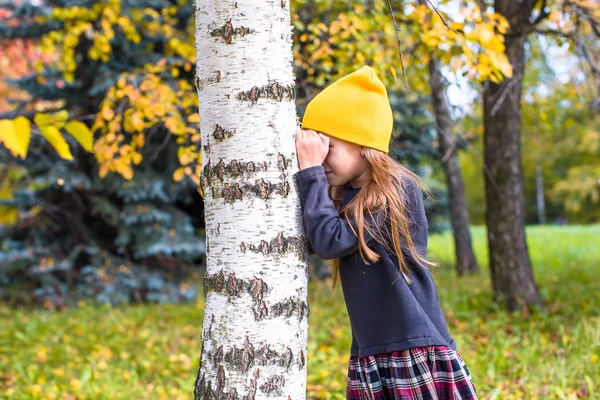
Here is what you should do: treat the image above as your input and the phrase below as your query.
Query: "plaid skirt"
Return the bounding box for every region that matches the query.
[346,346,477,400]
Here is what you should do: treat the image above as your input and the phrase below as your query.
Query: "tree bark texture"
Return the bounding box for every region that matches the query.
[194,1,309,399]
[427,56,479,276]
[482,0,542,311]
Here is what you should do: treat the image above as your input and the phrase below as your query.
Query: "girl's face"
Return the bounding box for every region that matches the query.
[322,135,372,188]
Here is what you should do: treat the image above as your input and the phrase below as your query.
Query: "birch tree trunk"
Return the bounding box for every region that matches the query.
[193,1,309,398]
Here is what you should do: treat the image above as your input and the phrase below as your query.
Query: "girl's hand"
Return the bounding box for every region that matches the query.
[295,128,329,170]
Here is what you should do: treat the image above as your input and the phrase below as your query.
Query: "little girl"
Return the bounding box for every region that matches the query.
[294,66,477,400]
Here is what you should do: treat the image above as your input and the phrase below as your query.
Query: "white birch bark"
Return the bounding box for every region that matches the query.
[193,1,309,399]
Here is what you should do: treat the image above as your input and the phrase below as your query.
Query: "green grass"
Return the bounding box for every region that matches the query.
[1,225,599,399]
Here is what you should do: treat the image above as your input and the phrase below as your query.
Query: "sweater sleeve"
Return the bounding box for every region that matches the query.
[295,165,372,259]
[403,178,429,257]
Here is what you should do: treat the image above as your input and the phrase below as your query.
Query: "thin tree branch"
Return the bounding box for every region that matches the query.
[534,29,600,75]
[385,0,408,89]
[426,0,459,34]
[530,0,549,26]
[490,73,522,117]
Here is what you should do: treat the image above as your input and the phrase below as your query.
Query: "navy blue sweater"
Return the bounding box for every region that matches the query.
[295,165,456,357]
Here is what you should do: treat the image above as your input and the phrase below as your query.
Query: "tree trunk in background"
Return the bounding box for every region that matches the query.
[194,1,309,398]
[482,0,542,312]
[536,165,546,224]
[427,57,479,276]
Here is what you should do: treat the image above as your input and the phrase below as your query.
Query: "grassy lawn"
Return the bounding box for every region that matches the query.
[1,225,598,399]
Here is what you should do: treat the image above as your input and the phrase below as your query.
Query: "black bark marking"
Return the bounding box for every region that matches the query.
[210,19,254,44]
[228,388,238,400]
[217,364,226,393]
[221,183,243,202]
[213,124,235,141]
[206,314,215,339]
[228,272,237,296]
[210,340,300,374]
[213,345,224,365]
[277,152,288,172]
[215,270,225,293]
[248,368,259,400]
[201,155,293,201]
[203,159,261,185]
[231,160,239,177]
[259,374,285,396]
[204,159,213,183]
[270,296,309,322]
[246,232,305,258]
[240,241,247,253]
[253,299,268,321]
[298,349,305,370]
[209,180,290,203]
[194,368,248,400]
[241,336,254,372]
[193,372,206,400]
[204,274,273,321]
[254,179,272,200]
[249,276,268,321]
[216,159,225,181]
[283,347,293,371]
[197,71,222,90]
[237,82,295,104]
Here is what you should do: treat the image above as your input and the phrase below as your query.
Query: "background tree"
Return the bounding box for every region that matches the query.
[481,0,600,311]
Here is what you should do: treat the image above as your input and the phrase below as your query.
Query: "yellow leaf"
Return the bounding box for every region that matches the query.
[102,106,115,121]
[41,126,73,160]
[497,59,513,78]
[13,116,31,158]
[64,121,93,152]
[173,168,185,182]
[0,120,20,157]
[390,67,397,84]
[122,167,133,180]
[131,113,145,131]
[34,110,69,129]
[450,21,463,31]
[187,113,200,123]
[132,152,142,165]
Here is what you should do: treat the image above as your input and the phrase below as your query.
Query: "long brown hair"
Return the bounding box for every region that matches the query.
[328,148,437,288]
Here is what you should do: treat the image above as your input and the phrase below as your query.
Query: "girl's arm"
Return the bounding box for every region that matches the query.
[295,165,374,259]
[296,165,428,261]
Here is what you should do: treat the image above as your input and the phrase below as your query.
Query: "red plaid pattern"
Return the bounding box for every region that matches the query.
[346,346,477,400]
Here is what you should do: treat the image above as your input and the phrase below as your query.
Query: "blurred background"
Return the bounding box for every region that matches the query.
[0,0,598,399]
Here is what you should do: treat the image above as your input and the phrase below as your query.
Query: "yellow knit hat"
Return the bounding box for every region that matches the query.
[301,66,393,153]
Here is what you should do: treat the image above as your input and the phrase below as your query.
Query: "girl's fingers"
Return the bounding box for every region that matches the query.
[318,133,329,147]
